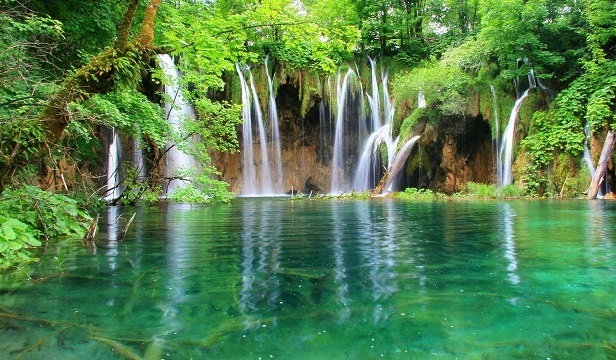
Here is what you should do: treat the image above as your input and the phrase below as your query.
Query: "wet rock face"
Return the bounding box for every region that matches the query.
[212,76,495,195]
[212,80,333,194]
[404,114,494,194]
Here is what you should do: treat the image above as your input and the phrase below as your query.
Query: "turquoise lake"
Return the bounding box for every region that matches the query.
[0,199,614,359]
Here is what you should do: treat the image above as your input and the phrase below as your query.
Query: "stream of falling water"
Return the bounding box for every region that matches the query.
[499,70,536,186]
[158,54,198,195]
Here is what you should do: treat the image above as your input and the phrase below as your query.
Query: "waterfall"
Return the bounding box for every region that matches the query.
[249,70,273,194]
[158,54,197,195]
[367,57,381,131]
[489,84,501,185]
[105,127,122,202]
[498,71,536,186]
[236,63,281,196]
[583,123,595,179]
[330,68,356,194]
[417,92,426,109]
[265,55,284,191]
[236,64,257,195]
[351,58,403,192]
[498,88,531,186]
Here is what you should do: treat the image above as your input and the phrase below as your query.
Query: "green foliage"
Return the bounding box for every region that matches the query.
[521,163,548,197]
[477,0,571,80]
[192,99,243,153]
[459,182,497,199]
[0,217,41,268]
[455,182,526,199]
[27,0,124,65]
[118,162,161,206]
[498,184,527,198]
[167,168,234,204]
[393,62,472,116]
[308,190,371,200]
[103,90,169,147]
[442,37,490,73]
[0,185,92,268]
[69,89,169,148]
[0,5,65,190]
[394,187,447,201]
[521,110,584,168]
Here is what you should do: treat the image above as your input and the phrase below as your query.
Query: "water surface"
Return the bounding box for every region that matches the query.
[1,199,614,359]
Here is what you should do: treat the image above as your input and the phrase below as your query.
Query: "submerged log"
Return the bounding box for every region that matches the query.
[83,214,99,247]
[588,130,615,200]
[118,213,136,242]
[91,336,143,360]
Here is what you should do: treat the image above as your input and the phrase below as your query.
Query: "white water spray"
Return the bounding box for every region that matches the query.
[158,54,197,195]
[105,127,122,202]
[265,55,284,191]
[498,70,536,186]
[330,69,356,194]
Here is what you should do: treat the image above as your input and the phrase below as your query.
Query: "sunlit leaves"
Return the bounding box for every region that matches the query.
[0,185,91,268]
[392,62,472,115]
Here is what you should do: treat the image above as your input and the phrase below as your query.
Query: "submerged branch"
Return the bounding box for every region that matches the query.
[118,213,136,242]
[91,336,143,360]
[83,214,99,248]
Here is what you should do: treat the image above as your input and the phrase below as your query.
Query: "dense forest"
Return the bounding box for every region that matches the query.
[0,0,615,267]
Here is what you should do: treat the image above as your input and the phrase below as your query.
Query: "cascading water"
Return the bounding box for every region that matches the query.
[498,70,536,186]
[249,70,273,194]
[417,92,426,109]
[367,57,381,131]
[583,123,595,179]
[236,64,257,195]
[330,69,356,194]
[265,55,284,191]
[351,58,401,192]
[105,127,122,202]
[236,63,284,196]
[158,54,197,195]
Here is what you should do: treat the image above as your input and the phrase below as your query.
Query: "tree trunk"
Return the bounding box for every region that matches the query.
[377,135,421,193]
[115,0,141,52]
[373,101,436,195]
[588,130,615,199]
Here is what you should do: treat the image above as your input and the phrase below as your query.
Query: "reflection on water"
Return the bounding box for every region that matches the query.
[0,200,615,359]
[332,202,350,321]
[239,200,283,329]
[501,203,520,286]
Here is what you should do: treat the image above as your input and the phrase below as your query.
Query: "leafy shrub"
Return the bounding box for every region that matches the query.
[496,184,526,199]
[455,182,526,199]
[462,182,497,199]
[166,168,234,204]
[0,186,92,268]
[394,187,446,201]
[0,217,41,268]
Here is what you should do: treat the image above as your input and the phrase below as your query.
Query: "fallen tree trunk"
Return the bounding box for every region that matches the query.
[373,101,437,195]
[588,130,615,200]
